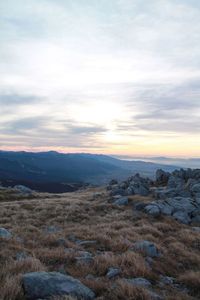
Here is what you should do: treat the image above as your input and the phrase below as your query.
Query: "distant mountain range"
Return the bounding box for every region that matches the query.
[114,155,200,169]
[0,150,179,192]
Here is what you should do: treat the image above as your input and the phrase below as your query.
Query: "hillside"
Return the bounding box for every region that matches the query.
[0,151,177,192]
[0,168,200,300]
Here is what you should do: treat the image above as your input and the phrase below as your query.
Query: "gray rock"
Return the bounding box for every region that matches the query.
[113,196,128,206]
[133,202,147,211]
[156,169,170,185]
[45,226,61,234]
[76,251,93,265]
[106,267,121,279]
[92,192,103,199]
[16,251,29,261]
[159,275,174,286]
[144,204,160,217]
[133,185,149,196]
[195,196,200,203]
[148,291,164,300]
[0,228,12,239]
[109,179,118,185]
[167,175,184,189]
[191,183,200,194]
[153,187,178,200]
[157,202,174,215]
[22,271,95,300]
[127,186,134,195]
[110,187,127,197]
[125,277,152,287]
[167,197,197,214]
[192,226,200,232]
[172,211,191,224]
[14,185,32,194]
[134,240,160,257]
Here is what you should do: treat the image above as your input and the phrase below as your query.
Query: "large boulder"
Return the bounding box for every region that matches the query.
[22,272,95,300]
[0,228,12,239]
[167,197,197,213]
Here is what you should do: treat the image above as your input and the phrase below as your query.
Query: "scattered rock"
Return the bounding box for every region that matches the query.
[148,291,164,300]
[106,267,121,279]
[134,240,160,258]
[125,277,152,287]
[192,226,200,232]
[133,201,147,211]
[172,211,191,225]
[109,179,118,185]
[159,275,174,286]
[144,204,161,217]
[14,185,32,194]
[113,196,128,206]
[0,228,12,239]
[75,251,93,265]
[45,226,61,234]
[22,271,95,300]
[191,183,200,194]
[16,251,29,261]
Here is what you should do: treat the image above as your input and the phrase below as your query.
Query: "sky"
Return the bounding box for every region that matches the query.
[0,0,200,157]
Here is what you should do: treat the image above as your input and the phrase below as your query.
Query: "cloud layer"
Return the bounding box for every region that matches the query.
[0,0,200,156]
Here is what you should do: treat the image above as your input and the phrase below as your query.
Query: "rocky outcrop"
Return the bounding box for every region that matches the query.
[108,173,151,197]
[131,168,200,225]
[22,271,95,300]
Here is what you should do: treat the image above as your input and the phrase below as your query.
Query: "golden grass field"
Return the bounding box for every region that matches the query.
[0,187,200,300]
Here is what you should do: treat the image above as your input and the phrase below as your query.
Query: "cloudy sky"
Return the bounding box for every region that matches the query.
[0,0,200,157]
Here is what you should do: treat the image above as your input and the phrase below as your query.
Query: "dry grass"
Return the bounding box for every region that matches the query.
[179,271,200,297]
[0,187,199,299]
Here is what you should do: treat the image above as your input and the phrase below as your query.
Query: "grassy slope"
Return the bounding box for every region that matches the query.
[0,188,199,300]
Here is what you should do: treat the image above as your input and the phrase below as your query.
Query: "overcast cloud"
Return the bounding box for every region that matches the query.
[0,0,200,156]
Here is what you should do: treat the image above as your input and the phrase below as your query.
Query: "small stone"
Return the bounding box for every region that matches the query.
[106,267,121,279]
[125,277,152,287]
[159,275,174,286]
[192,226,200,232]
[45,226,60,234]
[135,240,160,257]
[0,228,12,239]
[16,251,29,261]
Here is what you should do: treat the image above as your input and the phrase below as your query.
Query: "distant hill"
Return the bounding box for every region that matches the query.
[0,151,178,192]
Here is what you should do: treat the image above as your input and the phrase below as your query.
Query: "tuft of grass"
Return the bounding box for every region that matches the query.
[178,271,200,297]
